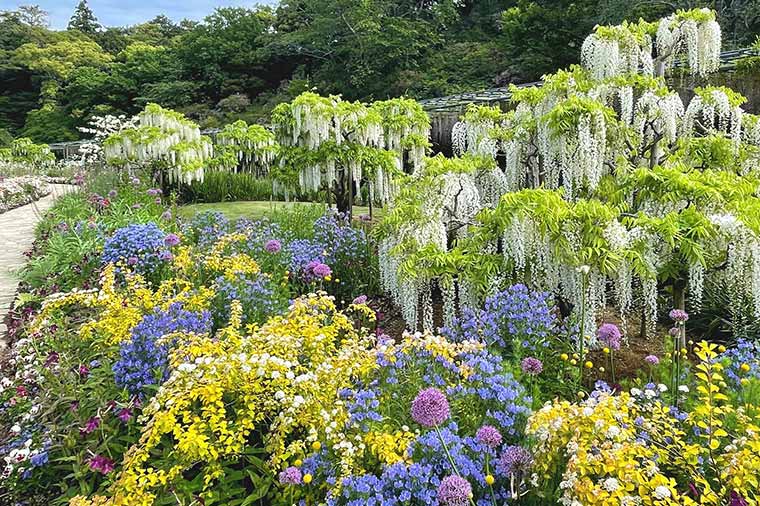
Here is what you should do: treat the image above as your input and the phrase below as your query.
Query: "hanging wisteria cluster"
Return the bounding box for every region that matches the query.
[212,120,279,176]
[271,92,429,206]
[103,103,213,184]
[656,9,721,77]
[376,8,760,338]
[0,137,54,174]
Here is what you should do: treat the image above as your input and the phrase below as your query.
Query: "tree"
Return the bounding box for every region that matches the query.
[103,103,213,185]
[68,0,100,35]
[378,8,760,344]
[16,5,48,28]
[270,92,430,216]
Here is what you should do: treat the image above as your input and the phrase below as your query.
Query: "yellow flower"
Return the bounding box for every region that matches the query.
[294,459,302,467]
[603,348,610,354]
[485,474,495,485]
[598,367,605,373]
[584,361,593,369]
[570,359,578,366]
[560,353,569,361]
[741,363,751,373]
[718,345,727,353]
[311,441,322,451]
[324,275,332,281]
[303,473,313,484]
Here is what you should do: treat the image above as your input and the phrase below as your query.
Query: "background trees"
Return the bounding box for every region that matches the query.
[0,0,759,143]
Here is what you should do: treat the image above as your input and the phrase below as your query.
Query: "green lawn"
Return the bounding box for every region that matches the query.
[177,200,381,221]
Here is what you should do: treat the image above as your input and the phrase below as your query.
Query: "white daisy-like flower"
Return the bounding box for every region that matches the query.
[603,477,620,492]
[653,485,671,500]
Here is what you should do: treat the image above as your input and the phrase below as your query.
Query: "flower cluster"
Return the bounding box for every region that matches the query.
[113,303,212,397]
[442,284,557,354]
[101,222,175,277]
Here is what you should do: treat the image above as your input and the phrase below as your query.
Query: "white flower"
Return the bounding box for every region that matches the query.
[644,389,656,398]
[274,391,285,401]
[10,425,21,434]
[606,425,621,439]
[657,384,668,392]
[630,388,642,396]
[653,485,671,500]
[678,385,689,393]
[603,477,620,492]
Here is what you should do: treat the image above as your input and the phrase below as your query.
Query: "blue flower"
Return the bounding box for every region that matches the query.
[113,303,212,397]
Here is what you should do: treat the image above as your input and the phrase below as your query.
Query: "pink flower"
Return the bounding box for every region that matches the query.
[88,455,115,475]
[81,416,100,435]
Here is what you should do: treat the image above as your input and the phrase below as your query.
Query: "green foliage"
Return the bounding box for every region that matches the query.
[179,172,276,203]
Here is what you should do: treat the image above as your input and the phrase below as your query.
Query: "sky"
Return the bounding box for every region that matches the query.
[0,0,279,29]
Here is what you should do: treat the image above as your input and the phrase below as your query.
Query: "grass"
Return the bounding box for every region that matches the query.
[177,200,382,221]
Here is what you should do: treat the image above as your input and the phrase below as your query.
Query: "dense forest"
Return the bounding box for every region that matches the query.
[1,0,759,143]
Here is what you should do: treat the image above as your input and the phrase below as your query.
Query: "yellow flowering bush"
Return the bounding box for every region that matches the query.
[526,341,760,506]
[72,293,376,506]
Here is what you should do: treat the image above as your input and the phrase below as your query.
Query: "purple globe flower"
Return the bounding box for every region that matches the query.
[668,327,680,337]
[160,210,172,221]
[312,262,332,279]
[476,425,503,448]
[437,475,472,506]
[352,295,368,305]
[278,466,302,485]
[164,233,180,247]
[159,250,174,262]
[147,188,162,196]
[265,239,282,253]
[410,387,450,427]
[107,190,117,198]
[669,309,689,323]
[597,323,621,351]
[497,445,533,477]
[645,355,660,365]
[520,357,543,376]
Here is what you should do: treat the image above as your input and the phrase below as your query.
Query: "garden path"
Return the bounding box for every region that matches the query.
[0,184,76,346]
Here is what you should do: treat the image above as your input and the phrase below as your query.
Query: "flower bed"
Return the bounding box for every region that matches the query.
[2,172,760,506]
[0,176,50,213]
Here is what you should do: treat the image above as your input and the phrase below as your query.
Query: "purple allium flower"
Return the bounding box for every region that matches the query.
[278,466,302,485]
[410,387,450,427]
[132,203,142,209]
[358,214,371,222]
[82,416,100,435]
[352,295,368,305]
[160,210,172,221]
[107,190,117,198]
[117,408,132,423]
[88,455,115,475]
[597,323,621,351]
[668,327,680,337]
[476,425,503,448]
[497,445,533,476]
[437,475,472,506]
[127,256,138,266]
[164,233,180,247]
[645,355,660,365]
[147,188,161,196]
[78,364,90,377]
[130,177,140,185]
[159,250,174,261]
[520,357,543,376]
[311,262,332,279]
[265,239,282,253]
[669,309,689,323]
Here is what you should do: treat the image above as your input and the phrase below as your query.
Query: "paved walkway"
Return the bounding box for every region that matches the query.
[0,184,76,345]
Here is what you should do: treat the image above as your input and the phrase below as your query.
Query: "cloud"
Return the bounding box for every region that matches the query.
[0,0,280,30]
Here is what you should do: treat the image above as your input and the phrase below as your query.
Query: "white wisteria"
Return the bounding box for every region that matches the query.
[271,92,429,212]
[103,104,213,184]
